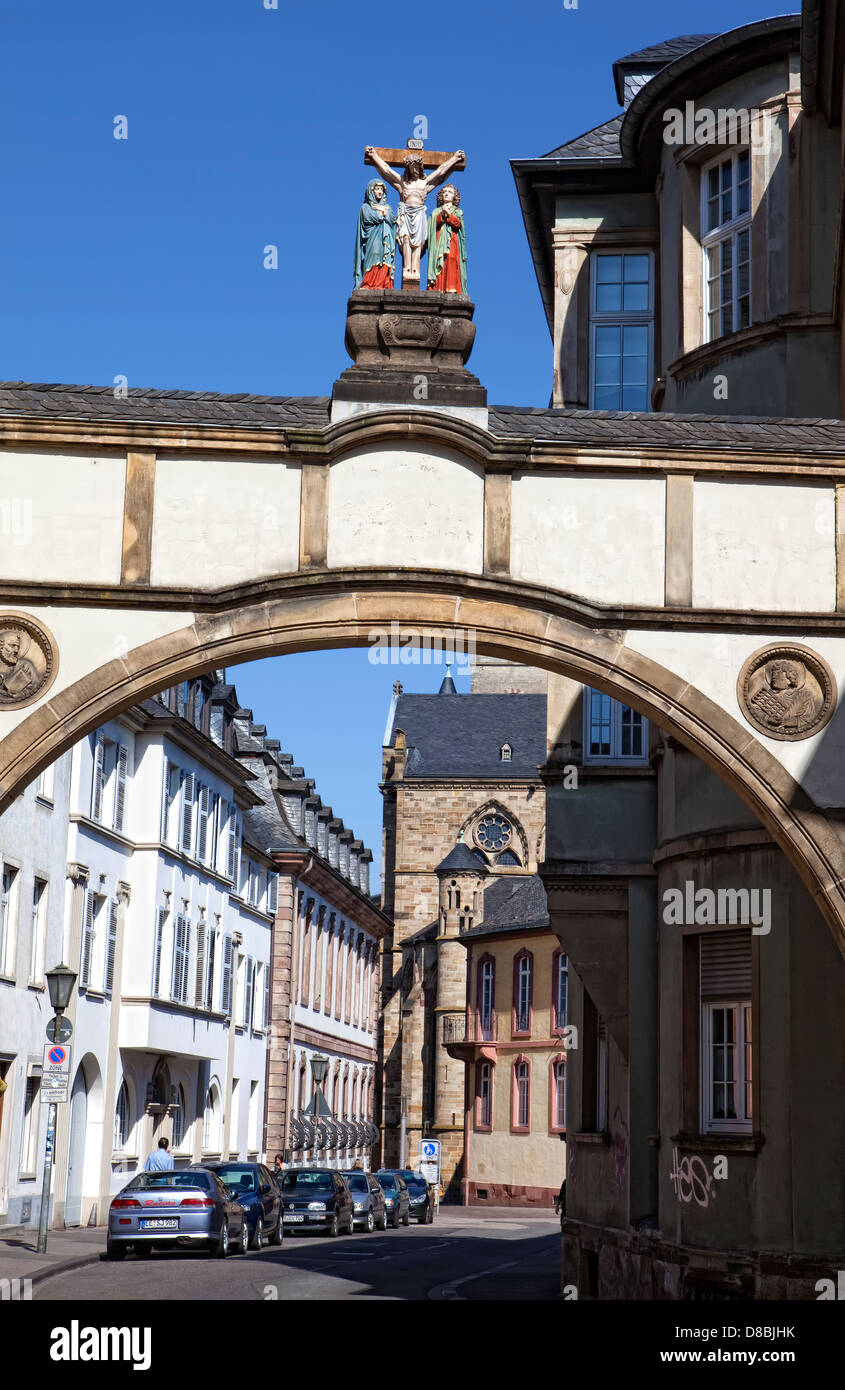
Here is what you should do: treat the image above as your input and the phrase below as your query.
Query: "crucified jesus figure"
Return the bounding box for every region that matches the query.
[365,146,465,285]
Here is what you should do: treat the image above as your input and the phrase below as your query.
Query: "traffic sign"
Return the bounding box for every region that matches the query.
[46,1017,72,1044]
[420,1140,441,1161]
[43,1043,71,1079]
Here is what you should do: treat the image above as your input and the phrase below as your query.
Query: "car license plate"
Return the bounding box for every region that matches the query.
[140,1218,179,1230]
[283,1214,305,1223]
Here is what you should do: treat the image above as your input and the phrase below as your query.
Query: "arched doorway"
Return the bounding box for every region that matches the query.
[65,1066,88,1226]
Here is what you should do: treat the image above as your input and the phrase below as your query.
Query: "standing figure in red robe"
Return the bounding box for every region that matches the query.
[426,184,467,295]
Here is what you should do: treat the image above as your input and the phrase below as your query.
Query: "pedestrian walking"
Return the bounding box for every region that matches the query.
[554,1178,566,1229]
[273,1152,284,1174]
[144,1136,174,1172]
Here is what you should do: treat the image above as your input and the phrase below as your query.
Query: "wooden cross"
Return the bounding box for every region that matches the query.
[365,139,466,172]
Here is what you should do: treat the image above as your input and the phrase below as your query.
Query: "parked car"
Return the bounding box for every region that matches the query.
[107,1168,248,1260]
[278,1167,355,1236]
[374,1170,411,1227]
[340,1170,388,1232]
[396,1170,436,1223]
[196,1161,283,1249]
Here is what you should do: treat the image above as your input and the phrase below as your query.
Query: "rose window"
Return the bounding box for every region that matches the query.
[475,813,512,853]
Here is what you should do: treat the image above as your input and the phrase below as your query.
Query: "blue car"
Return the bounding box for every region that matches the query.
[195,1161,283,1249]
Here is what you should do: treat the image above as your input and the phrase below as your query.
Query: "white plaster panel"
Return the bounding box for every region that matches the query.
[151,456,301,588]
[0,605,194,740]
[510,472,665,605]
[326,444,484,573]
[693,480,834,612]
[0,451,124,584]
[631,628,845,807]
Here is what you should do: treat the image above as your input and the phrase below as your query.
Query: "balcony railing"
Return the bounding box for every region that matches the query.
[441,1013,503,1045]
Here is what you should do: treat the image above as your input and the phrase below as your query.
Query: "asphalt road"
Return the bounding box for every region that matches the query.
[36,1211,561,1301]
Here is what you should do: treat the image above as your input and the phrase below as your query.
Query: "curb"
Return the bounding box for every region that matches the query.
[30,1250,105,1289]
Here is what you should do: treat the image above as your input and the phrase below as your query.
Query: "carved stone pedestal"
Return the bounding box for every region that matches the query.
[333,288,487,409]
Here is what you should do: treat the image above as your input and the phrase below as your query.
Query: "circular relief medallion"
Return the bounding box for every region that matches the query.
[475,813,512,853]
[737,643,836,742]
[0,613,58,709]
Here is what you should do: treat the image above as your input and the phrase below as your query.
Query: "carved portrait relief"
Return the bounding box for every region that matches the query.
[0,613,58,709]
[737,644,836,741]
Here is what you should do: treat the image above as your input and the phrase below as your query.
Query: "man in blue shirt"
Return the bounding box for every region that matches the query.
[144,1137,174,1172]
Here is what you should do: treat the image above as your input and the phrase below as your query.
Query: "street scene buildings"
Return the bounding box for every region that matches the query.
[0,0,844,1313]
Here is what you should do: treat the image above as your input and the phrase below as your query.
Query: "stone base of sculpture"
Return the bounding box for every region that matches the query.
[334,288,487,409]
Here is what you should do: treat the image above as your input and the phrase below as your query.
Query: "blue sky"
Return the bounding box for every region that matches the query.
[0,0,793,882]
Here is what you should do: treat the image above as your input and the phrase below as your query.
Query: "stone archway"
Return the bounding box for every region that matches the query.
[1,575,844,957]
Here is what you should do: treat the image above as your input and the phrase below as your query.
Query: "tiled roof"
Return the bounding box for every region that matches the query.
[542,116,623,161]
[437,842,488,876]
[614,34,717,65]
[460,873,550,938]
[0,381,331,429]
[389,693,547,779]
[487,406,845,455]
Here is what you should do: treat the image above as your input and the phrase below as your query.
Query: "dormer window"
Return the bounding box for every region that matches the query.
[589,252,653,411]
[500,743,512,762]
[702,150,751,342]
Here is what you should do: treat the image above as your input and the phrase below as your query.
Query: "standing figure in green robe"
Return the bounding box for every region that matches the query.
[426,184,467,295]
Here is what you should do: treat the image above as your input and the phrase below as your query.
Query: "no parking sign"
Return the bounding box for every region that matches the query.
[41,1044,72,1103]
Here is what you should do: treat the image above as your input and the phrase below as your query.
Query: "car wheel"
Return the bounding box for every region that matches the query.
[214,1221,230,1259]
[250,1216,263,1251]
[269,1212,283,1245]
[325,1212,339,1238]
[364,1209,375,1234]
[402,1208,410,1227]
[345,1210,355,1235]
[390,1211,399,1229]
[239,1219,249,1255]
[378,1210,388,1231]
[106,1240,126,1261]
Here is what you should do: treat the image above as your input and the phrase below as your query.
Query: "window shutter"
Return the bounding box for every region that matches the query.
[104,898,119,994]
[181,773,196,855]
[197,785,210,863]
[268,873,278,914]
[700,931,752,1000]
[172,915,190,1003]
[205,929,217,1009]
[244,955,254,1029]
[227,804,238,880]
[221,935,233,1015]
[80,891,95,987]
[195,921,207,1006]
[152,907,166,996]
[91,731,106,820]
[113,744,129,832]
[263,961,271,1028]
[161,761,171,841]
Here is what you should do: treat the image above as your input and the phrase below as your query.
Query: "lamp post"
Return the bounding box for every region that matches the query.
[37,963,77,1253]
[309,1054,328,1165]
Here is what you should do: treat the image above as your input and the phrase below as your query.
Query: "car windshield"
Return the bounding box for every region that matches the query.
[378,1174,398,1191]
[125,1172,211,1191]
[213,1166,257,1193]
[343,1175,369,1193]
[405,1178,427,1192]
[280,1171,334,1194]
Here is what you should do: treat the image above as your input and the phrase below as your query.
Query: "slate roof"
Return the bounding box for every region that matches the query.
[613,34,717,66]
[2,379,843,455]
[461,873,550,939]
[542,116,624,161]
[436,842,488,876]
[487,406,845,456]
[0,381,330,429]
[389,693,547,779]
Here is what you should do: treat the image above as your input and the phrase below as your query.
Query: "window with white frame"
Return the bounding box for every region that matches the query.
[702,150,751,342]
[160,760,182,848]
[1,864,22,979]
[479,959,494,1041]
[554,952,568,1032]
[514,1059,530,1130]
[553,1058,567,1130]
[152,907,167,997]
[243,955,255,1030]
[700,931,752,1133]
[29,877,48,985]
[35,763,55,802]
[79,888,97,990]
[171,914,191,1004]
[90,731,128,829]
[20,1074,40,1175]
[477,1061,492,1128]
[113,1079,131,1151]
[221,934,234,1016]
[589,251,653,411]
[584,688,648,763]
[103,898,119,994]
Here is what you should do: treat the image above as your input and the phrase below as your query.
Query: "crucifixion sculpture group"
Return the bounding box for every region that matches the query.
[353,142,468,294]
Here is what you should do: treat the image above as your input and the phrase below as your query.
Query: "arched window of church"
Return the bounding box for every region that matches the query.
[497,848,521,867]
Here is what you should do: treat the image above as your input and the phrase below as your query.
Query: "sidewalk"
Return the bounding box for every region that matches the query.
[0,1224,106,1288]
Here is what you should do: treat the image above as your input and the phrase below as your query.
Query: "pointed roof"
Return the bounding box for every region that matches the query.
[436,842,488,876]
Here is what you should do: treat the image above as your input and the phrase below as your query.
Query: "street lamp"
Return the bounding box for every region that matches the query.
[309,1055,328,1165]
[38,963,78,1253]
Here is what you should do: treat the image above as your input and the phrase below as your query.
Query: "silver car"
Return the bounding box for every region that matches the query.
[107,1167,249,1259]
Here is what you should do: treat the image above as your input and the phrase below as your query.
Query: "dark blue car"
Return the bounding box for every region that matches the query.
[195,1161,283,1249]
